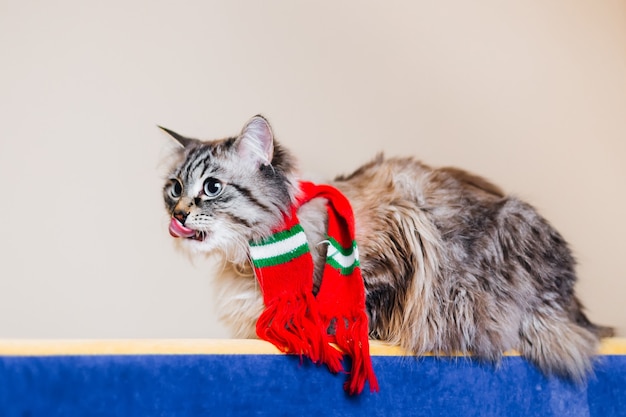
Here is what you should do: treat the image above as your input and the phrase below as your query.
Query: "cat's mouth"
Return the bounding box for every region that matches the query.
[168,217,207,241]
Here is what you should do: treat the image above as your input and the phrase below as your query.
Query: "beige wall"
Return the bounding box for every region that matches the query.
[1,1,624,338]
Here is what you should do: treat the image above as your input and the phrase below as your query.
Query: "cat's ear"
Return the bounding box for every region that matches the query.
[158,125,194,148]
[237,115,274,166]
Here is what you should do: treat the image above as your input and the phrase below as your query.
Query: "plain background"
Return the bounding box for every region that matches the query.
[0,1,624,339]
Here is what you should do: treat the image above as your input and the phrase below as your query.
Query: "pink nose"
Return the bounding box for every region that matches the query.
[168,217,196,238]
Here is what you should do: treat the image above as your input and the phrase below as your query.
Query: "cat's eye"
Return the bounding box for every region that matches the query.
[203,177,223,198]
[169,179,183,199]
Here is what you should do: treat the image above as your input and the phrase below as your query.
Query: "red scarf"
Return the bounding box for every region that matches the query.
[249,181,379,394]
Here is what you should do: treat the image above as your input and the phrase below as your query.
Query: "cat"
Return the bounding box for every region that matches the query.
[161,115,613,383]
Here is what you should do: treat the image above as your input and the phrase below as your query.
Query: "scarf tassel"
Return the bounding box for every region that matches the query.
[330,312,380,395]
[256,291,344,373]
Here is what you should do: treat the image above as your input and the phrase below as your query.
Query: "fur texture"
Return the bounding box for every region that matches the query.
[161,115,613,382]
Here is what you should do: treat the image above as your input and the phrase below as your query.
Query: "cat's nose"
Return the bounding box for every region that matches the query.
[173,210,188,224]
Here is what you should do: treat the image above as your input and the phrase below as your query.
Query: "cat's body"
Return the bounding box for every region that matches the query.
[162,115,612,382]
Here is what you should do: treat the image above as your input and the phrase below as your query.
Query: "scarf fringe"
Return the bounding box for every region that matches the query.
[330,312,380,395]
[256,291,344,373]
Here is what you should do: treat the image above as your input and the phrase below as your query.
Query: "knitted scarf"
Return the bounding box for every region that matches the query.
[248,181,379,395]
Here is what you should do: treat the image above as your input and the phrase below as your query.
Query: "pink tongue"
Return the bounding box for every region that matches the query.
[169,218,196,238]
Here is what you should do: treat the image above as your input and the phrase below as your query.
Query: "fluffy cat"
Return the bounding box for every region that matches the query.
[161,115,612,382]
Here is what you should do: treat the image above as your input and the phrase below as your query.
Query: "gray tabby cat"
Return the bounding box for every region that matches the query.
[161,115,612,382]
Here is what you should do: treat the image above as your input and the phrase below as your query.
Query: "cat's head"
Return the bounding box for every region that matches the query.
[161,115,298,261]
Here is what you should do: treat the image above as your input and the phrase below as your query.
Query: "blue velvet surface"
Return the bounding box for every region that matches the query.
[1,354,624,416]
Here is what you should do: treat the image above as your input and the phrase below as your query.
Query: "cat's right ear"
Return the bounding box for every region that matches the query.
[237,115,275,167]
[158,125,194,148]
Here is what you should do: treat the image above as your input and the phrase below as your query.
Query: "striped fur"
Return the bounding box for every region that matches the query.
[162,115,613,383]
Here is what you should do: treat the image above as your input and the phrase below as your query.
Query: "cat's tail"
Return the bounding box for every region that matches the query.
[518,308,602,384]
[569,296,615,338]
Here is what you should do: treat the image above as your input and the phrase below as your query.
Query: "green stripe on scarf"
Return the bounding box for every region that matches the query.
[326,237,360,275]
[251,243,309,268]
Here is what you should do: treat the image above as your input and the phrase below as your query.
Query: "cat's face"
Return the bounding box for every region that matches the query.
[161,116,297,261]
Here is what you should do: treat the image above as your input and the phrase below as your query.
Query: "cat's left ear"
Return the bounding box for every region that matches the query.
[237,115,274,167]
[158,125,194,148]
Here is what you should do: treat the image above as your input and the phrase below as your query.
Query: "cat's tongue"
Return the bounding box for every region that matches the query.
[169,217,196,238]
